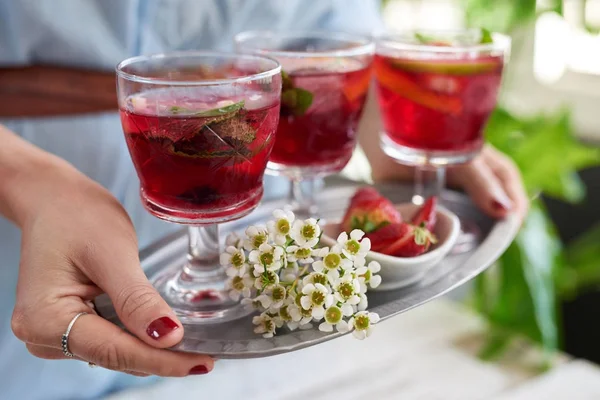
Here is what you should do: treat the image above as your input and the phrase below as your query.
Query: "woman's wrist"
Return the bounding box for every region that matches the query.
[0,126,80,227]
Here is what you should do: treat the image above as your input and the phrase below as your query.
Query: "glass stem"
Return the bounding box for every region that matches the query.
[434,167,446,200]
[288,178,317,219]
[182,225,223,280]
[412,166,446,204]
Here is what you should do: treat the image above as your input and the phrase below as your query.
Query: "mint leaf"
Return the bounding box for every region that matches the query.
[480,28,494,44]
[293,88,313,116]
[415,33,436,44]
[281,70,294,91]
[169,101,245,117]
[195,100,245,117]
[280,69,314,117]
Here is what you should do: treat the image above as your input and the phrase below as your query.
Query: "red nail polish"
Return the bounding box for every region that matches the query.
[146,316,179,339]
[492,200,509,212]
[189,365,209,375]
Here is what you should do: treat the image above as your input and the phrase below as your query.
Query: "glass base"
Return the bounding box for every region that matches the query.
[150,261,253,325]
[381,132,481,166]
[266,155,351,180]
[141,187,262,225]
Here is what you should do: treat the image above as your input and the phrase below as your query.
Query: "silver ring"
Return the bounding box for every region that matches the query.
[61,312,88,358]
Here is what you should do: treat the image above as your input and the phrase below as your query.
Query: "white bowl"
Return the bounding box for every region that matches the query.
[321,203,461,291]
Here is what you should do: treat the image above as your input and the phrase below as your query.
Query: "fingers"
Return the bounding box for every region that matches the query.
[26,343,77,360]
[75,237,183,348]
[67,313,213,377]
[482,146,530,221]
[449,157,513,219]
[25,344,151,377]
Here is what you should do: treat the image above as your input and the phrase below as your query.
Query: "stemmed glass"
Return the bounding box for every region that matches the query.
[374,29,511,250]
[234,31,374,218]
[116,52,281,323]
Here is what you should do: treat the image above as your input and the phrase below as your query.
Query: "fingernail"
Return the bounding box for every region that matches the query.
[146,316,179,340]
[492,191,512,212]
[492,199,511,212]
[189,365,209,375]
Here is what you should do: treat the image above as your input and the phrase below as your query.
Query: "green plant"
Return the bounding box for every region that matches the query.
[474,108,600,360]
[463,0,600,363]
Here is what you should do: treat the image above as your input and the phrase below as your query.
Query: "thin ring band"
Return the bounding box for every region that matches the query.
[61,312,88,358]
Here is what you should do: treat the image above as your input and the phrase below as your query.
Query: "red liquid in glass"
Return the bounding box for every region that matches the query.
[374,53,503,152]
[121,92,279,221]
[271,66,371,168]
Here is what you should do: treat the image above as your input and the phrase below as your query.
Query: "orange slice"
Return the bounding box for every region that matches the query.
[374,61,462,115]
[389,57,500,75]
[343,68,373,103]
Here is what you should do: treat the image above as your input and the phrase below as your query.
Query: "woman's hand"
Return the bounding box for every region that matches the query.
[2,127,213,377]
[447,145,529,221]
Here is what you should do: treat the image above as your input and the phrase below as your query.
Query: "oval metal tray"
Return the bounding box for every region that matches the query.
[95,181,520,359]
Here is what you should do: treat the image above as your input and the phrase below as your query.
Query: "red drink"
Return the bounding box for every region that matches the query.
[120,90,279,222]
[374,53,503,154]
[270,64,371,172]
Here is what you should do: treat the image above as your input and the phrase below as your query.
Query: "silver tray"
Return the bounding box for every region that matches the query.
[95,181,520,359]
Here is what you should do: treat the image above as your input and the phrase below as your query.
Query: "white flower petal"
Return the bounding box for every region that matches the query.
[337,232,348,243]
[319,322,334,332]
[287,322,299,331]
[370,275,382,289]
[350,229,365,240]
[226,267,238,277]
[300,296,312,310]
[302,284,315,295]
[312,261,325,273]
[315,283,328,293]
[353,329,367,340]
[361,238,371,252]
[336,319,349,333]
[341,304,354,316]
[369,261,381,273]
[369,312,380,324]
[353,257,366,269]
[312,306,325,319]
[220,253,231,266]
[324,295,334,308]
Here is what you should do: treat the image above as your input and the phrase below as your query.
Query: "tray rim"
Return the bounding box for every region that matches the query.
[95,182,521,359]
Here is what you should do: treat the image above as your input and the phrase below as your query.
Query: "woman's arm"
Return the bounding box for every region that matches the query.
[0,125,73,226]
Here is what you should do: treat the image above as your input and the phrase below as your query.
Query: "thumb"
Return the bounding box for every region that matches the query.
[79,240,183,348]
[448,158,513,219]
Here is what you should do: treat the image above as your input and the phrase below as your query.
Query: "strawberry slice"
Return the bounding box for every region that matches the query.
[367,223,407,253]
[341,188,402,234]
[411,197,437,232]
[381,222,438,257]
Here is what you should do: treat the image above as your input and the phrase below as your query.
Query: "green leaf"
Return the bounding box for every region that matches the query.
[480,28,494,43]
[474,201,561,354]
[484,107,600,203]
[194,101,245,117]
[557,223,600,298]
[280,69,314,116]
[415,32,436,44]
[293,88,314,116]
[169,100,245,117]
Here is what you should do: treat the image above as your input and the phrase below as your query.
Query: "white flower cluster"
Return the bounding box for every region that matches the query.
[223,209,381,340]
